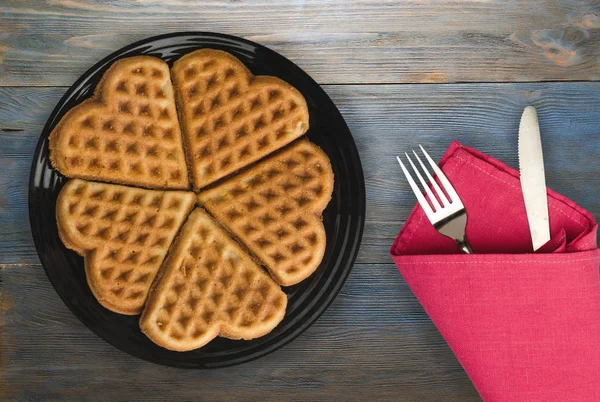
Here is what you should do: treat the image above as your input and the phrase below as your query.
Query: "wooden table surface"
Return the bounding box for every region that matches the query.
[1,1,599,400]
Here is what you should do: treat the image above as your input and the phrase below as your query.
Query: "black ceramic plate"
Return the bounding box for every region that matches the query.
[29,32,365,368]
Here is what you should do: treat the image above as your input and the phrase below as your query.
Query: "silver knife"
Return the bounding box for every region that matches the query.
[518,106,551,251]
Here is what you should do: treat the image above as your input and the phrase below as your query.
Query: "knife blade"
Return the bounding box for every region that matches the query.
[518,106,551,251]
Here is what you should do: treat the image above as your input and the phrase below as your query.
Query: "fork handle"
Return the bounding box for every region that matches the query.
[458,240,473,254]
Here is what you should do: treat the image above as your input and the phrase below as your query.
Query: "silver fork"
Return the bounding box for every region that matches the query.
[396,145,472,254]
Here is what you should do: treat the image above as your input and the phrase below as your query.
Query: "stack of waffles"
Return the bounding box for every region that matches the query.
[50,50,333,351]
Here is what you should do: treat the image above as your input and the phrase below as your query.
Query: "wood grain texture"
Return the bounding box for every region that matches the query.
[0,263,480,401]
[1,83,599,265]
[1,0,600,86]
[2,2,600,399]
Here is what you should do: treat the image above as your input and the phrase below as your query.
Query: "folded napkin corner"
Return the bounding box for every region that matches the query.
[391,141,600,401]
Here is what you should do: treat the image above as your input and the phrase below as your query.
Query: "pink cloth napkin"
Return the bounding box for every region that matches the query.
[390,142,600,401]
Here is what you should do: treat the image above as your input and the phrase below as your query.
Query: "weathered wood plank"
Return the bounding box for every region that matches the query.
[1,83,599,265]
[0,263,480,401]
[1,0,600,86]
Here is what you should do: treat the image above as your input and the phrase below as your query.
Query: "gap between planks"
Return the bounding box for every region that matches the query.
[2,78,600,90]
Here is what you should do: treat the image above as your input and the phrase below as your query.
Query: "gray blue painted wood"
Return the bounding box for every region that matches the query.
[1,82,599,400]
[1,263,479,401]
[1,0,600,85]
[1,83,599,265]
[1,0,600,400]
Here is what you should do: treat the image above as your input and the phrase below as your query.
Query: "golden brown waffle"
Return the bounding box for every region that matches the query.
[140,208,287,351]
[56,179,196,315]
[171,49,310,191]
[49,56,190,190]
[198,140,333,286]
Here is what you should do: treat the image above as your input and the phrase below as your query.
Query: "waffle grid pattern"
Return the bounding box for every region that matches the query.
[50,57,189,189]
[198,141,333,286]
[141,209,287,351]
[52,52,330,350]
[57,179,195,314]
[172,49,309,190]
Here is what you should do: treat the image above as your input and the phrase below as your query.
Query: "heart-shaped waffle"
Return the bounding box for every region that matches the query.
[50,56,190,190]
[56,179,196,314]
[50,50,332,350]
[140,208,287,351]
[171,49,310,191]
[198,140,334,286]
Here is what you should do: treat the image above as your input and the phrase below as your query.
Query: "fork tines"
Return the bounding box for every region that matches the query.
[396,145,464,224]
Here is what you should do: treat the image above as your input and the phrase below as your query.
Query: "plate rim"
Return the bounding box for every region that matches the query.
[28,31,366,368]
